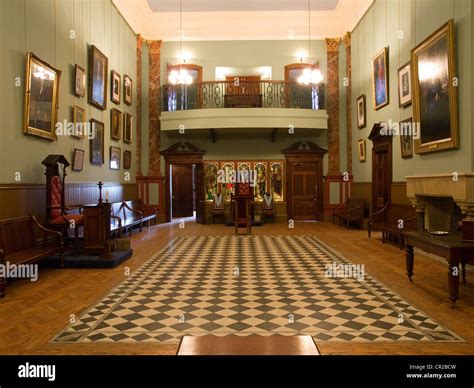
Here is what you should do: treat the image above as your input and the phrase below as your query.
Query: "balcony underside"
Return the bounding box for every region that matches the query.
[160,108,328,133]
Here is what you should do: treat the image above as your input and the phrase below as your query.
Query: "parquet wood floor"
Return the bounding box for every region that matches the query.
[1,220,473,355]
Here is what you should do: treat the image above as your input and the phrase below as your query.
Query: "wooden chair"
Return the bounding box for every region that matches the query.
[211,193,225,224]
[262,193,276,223]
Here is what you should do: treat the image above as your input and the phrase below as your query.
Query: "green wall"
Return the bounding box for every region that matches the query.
[0,0,137,184]
[351,0,472,182]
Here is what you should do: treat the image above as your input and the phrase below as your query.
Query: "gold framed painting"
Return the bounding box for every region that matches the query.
[356,94,366,129]
[400,117,414,159]
[371,47,389,110]
[111,70,121,104]
[123,74,132,105]
[110,108,122,141]
[23,52,61,141]
[412,19,458,154]
[90,119,104,165]
[88,45,108,110]
[123,112,132,144]
[72,105,86,139]
[123,150,132,170]
[109,146,121,170]
[74,64,86,97]
[357,139,366,162]
[397,61,412,108]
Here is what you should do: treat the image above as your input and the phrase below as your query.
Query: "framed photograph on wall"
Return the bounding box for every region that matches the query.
[356,94,366,129]
[357,139,366,162]
[111,70,121,104]
[23,52,61,141]
[400,118,414,159]
[110,146,121,170]
[123,150,132,170]
[412,19,458,154]
[88,45,108,110]
[90,119,104,165]
[397,62,412,108]
[123,75,132,105]
[74,64,86,97]
[371,47,389,110]
[123,112,132,143]
[72,105,86,138]
[72,148,85,171]
[110,108,122,141]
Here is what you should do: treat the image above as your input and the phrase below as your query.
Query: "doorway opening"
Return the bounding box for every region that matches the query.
[170,163,197,221]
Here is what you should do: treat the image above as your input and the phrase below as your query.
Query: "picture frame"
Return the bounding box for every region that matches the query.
[23,52,61,141]
[90,119,104,165]
[72,105,86,139]
[123,150,132,170]
[110,146,121,170]
[357,139,366,162]
[371,47,389,110]
[110,108,122,141]
[400,117,414,159]
[74,64,86,97]
[111,70,121,104]
[397,61,412,108]
[412,19,458,154]
[72,148,85,171]
[88,45,108,110]
[123,74,132,105]
[356,94,366,129]
[123,112,132,144]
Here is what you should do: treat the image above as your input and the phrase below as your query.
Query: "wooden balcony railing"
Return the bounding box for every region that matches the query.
[162,80,325,111]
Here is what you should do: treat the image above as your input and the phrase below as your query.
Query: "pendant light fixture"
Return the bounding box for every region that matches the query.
[168,0,193,85]
[297,0,323,85]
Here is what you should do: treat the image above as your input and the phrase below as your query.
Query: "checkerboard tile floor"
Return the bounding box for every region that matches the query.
[53,236,463,344]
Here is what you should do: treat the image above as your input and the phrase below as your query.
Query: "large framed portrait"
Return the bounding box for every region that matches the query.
[357,139,366,162]
[109,146,121,170]
[90,119,104,165]
[123,112,132,144]
[412,19,458,154]
[111,70,121,104]
[110,108,122,141]
[88,45,108,110]
[371,47,389,110]
[356,94,366,129]
[400,118,414,159]
[123,150,132,170]
[123,75,132,105]
[397,62,412,108]
[72,105,86,138]
[72,148,85,172]
[23,52,61,141]
[74,64,86,97]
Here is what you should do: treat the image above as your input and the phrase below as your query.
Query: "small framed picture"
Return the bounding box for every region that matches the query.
[72,105,86,138]
[357,139,366,162]
[111,70,121,104]
[400,117,414,158]
[90,119,104,165]
[72,148,85,171]
[123,150,132,170]
[397,62,412,108]
[123,75,132,105]
[74,64,86,97]
[123,112,132,143]
[372,47,389,110]
[110,108,122,141]
[88,45,108,110]
[356,94,366,129]
[110,146,121,170]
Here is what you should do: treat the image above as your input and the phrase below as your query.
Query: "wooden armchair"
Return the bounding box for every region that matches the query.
[262,193,276,223]
[332,198,366,229]
[211,193,225,224]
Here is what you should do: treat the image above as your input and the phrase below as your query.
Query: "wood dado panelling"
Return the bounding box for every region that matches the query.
[0,183,137,222]
[352,182,409,210]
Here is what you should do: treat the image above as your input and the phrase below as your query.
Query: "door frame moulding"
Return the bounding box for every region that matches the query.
[161,142,206,222]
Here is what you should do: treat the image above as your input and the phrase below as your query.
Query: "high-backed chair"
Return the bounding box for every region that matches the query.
[211,193,225,223]
[42,155,83,252]
[262,192,276,223]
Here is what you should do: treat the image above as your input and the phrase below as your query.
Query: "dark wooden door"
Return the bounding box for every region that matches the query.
[195,163,206,224]
[172,164,193,218]
[291,162,319,220]
[372,145,392,216]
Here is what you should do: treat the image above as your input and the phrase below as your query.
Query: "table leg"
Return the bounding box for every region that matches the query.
[406,245,414,282]
[448,262,460,308]
[461,260,466,284]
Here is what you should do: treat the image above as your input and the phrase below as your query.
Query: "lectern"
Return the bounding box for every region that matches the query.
[233,182,254,235]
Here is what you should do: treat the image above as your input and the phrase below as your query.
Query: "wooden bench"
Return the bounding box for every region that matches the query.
[332,198,366,229]
[111,200,157,237]
[0,215,63,297]
[368,203,417,248]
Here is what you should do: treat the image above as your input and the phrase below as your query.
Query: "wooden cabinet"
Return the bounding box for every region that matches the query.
[83,203,112,254]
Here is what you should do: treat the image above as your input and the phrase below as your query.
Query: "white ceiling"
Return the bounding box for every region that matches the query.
[113,0,373,41]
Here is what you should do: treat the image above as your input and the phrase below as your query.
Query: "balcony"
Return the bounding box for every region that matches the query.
[160,80,328,133]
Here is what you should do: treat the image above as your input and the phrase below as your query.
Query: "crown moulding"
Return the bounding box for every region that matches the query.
[113,0,374,41]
